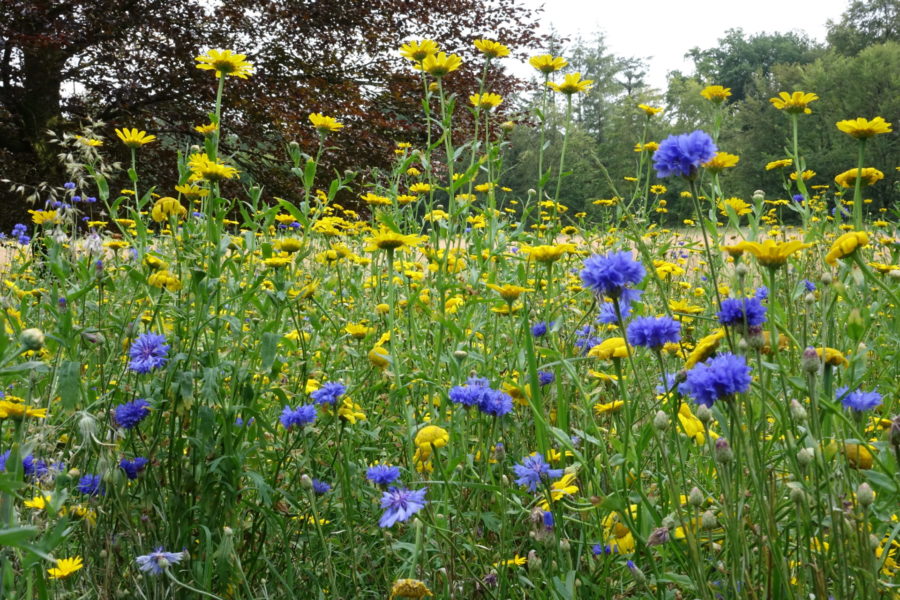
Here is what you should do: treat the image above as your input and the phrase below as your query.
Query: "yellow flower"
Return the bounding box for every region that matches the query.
[148,270,183,292]
[390,578,433,599]
[769,91,819,114]
[409,182,432,194]
[28,210,59,225]
[638,104,663,116]
[684,329,725,369]
[493,554,527,567]
[765,158,793,170]
[399,40,439,62]
[24,493,51,510]
[654,260,685,278]
[835,117,892,139]
[143,254,167,270]
[486,284,533,302]
[726,239,813,267]
[539,472,578,509]
[274,238,304,254]
[188,154,238,181]
[842,442,874,470]
[150,197,187,222]
[529,54,568,74]
[368,346,390,368]
[337,398,366,424]
[75,135,103,147]
[364,227,426,252]
[48,557,83,580]
[587,337,629,360]
[678,403,718,445]
[816,347,848,367]
[195,49,253,78]
[700,85,731,103]
[421,52,462,77]
[263,256,293,269]
[869,262,900,275]
[470,93,503,109]
[717,197,752,217]
[602,508,637,553]
[825,231,868,266]
[834,167,884,188]
[345,323,374,339]
[547,72,593,95]
[703,152,740,173]
[789,170,816,181]
[115,128,156,148]
[594,400,624,415]
[174,184,209,199]
[309,113,343,134]
[473,39,510,58]
[0,399,47,420]
[519,244,574,264]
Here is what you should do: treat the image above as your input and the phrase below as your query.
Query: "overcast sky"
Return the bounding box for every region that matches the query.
[512,0,850,89]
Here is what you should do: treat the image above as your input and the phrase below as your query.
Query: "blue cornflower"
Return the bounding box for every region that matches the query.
[626,316,681,349]
[128,333,170,374]
[538,371,555,386]
[580,251,646,298]
[449,376,491,407]
[653,130,717,179]
[717,296,767,328]
[531,321,554,337]
[0,450,8,471]
[597,290,641,324]
[543,511,555,529]
[836,387,882,412]
[23,455,57,479]
[656,372,678,395]
[680,353,752,407]
[792,194,805,203]
[754,286,769,300]
[366,464,401,486]
[78,474,105,496]
[280,404,317,430]
[312,479,331,494]
[311,382,346,406]
[479,388,513,417]
[64,182,76,190]
[136,547,185,575]
[114,399,151,429]
[512,453,563,492]
[120,457,149,480]
[802,279,816,292]
[379,486,427,528]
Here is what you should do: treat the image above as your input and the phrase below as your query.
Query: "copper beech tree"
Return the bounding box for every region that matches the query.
[0,0,545,227]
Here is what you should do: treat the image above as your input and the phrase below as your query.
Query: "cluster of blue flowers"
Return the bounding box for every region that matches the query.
[114,399,151,429]
[311,381,347,406]
[580,251,646,299]
[626,316,681,350]
[717,296,767,328]
[653,130,717,179]
[449,376,513,416]
[280,404,317,429]
[680,353,752,407]
[120,457,149,480]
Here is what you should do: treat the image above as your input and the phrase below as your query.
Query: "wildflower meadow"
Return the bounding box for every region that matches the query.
[0,33,899,600]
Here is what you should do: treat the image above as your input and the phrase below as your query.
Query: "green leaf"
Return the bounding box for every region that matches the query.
[0,526,38,547]
[260,332,279,372]
[58,361,81,410]
[0,361,50,376]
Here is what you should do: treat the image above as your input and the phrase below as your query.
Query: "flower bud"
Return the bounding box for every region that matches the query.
[527,550,541,572]
[804,292,816,305]
[789,486,806,504]
[735,264,750,278]
[558,538,570,552]
[820,272,833,286]
[856,482,875,507]
[653,410,669,431]
[21,328,45,351]
[797,447,815,467]
[737,338,750,352]
[626,560,647,585]
[789,399,807,422]
[647,526,670,546]
[890,417,900,447]
[78,411,98,442]
[752,190,765,201]
[300,474,313,490]
[695,404,713,425]
[714,437,733,463]
[500,120,515,133]
[801,347,821,374]
[688,487,704,507]
[701,510,718,530]
[453,350,468,360]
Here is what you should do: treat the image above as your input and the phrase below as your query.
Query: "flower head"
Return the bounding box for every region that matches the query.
[367,464,401,486]
[187,154,238,181]
[114,399,151,429]
[653,131,717,178]
[390,578,434,599]
[825,231,868,266]
[48,557,83,579]
[700,85,731,103]
[399,40,439,62]
[681,353,752,407]
[311,381,346,406]
[626,316,681,349]
[512,453,563,492]
[473,39,509,58]
[115,128,156,148]
[309,113,343,134]
[703,152,739,173]
[717,296,767,328]
[837,387,882,412]
[834,167,884,188]
[547,72,593,95]
[770,91,818,114]
[119,457,149,480]
[580,251,645,298]
[470,93,503,109]
[379,487,427,528]
[835,117,892,139]
[421,52,462,77]
[78,474,105,496]
[195,49,253,78]
[280,404,317,430]
[136,547,185,575]
[725,239,813,267]
[364,227,426,252]
[128,333,169,374]
[638,104,663,116]
[151,197,187,222]
[529,54,567,74]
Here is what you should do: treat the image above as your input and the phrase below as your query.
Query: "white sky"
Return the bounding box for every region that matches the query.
[514,0,850,89]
